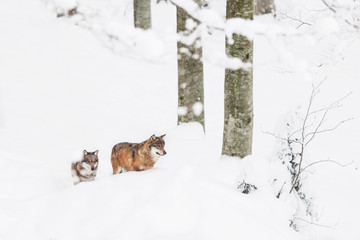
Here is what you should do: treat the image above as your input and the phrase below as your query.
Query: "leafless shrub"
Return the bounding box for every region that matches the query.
[265,79,353,230]
[267,79,353,194]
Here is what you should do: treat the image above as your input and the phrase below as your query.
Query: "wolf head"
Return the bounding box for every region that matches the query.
[82,150,99,171]
[148,134,167,157]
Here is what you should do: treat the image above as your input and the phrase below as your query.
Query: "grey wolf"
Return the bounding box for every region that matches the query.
[71,150,99,185]
[111,134,166,174]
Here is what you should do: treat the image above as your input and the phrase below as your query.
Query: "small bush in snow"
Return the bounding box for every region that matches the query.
[270,81,351,231]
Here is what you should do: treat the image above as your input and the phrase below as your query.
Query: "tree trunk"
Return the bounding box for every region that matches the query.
[222,0,253,158]
[176,2,205,129]
[254,0,274,15]
[134,0,151,29]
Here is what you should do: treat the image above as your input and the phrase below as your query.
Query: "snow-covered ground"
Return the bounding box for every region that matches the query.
[0,0,359,239]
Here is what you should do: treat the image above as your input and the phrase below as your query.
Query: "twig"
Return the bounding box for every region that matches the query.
[321,0,336,13]
[308,104,342,116]
[263,131,302,145]
[293,217,339,228]
[289,122,314,138]
[278,12,312,29]
[304,91,352,145]
[305,118,353,146]
[321,0,359,29]
[329,92,353,108]
[289,83,317,193]
[303,107,329,146]
[300,159,354,174]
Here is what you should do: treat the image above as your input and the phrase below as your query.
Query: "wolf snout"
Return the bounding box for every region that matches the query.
[91,167,95,171]
[156,150,166,156]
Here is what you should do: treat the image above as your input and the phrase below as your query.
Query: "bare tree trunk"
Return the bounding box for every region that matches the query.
[254,0,274,15]
[222,0,253,158]
[176,1,205,129]
[134,0,151,29]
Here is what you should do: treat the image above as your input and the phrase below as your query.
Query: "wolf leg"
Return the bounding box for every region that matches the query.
[113,166,123,175]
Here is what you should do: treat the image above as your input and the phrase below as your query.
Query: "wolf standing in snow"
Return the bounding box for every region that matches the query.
[71,150,99,185]
[111,134,166,174]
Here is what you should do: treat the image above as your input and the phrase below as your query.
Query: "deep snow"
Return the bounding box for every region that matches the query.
[0,0,359,239]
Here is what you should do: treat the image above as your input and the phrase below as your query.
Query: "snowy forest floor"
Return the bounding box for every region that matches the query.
[0,0,359,240]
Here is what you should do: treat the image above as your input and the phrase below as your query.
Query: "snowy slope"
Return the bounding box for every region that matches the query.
[0,135,304,240]
[0,0,299,239]
[0,0,359,239]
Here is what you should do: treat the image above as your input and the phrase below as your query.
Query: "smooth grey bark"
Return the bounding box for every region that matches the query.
[254,0,274,15]
[134,0,151,29]
[222,0,253,158]
[176,1,205,129]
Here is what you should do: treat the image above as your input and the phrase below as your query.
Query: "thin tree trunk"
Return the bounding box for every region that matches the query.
[176,1,205,129]
[134,0,151,29]
[222,0,253,158]
[254,0,274,15]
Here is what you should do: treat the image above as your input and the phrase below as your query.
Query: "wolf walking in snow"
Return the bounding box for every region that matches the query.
[71,150,99,185]
[111,134,166,174]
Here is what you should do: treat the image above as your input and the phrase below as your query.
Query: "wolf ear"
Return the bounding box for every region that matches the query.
[83,150,88,156]
[150,134,156,141]
[160,134,166,139]
[94,150,99,156]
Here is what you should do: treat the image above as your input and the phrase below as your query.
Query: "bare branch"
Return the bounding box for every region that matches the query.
[307,104,341,116]
[302,84,316,137]
[304,91,352,145]
[321,0,336,13]
[263,130,302,145]
[321,0,360,29]
[288,82,316,193]
[314,77,326,91]
[278,12,312,29]
[300,159,354,174]
[304,107,329,145]
[329,92,353,108]
[301,169,316,174]
[293,217,339,228]
[289,122,314,138]
[305,118,353,146]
